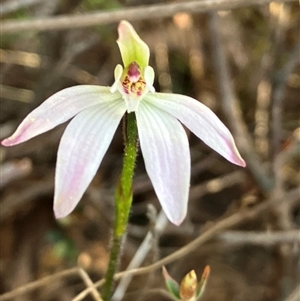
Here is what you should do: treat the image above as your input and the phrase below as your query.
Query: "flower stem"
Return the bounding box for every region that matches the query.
[102,112,138,301]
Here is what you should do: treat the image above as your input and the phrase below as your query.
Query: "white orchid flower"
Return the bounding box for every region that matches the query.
[1,20,245,225]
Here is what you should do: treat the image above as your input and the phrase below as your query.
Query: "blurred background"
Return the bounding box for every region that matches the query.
[0,0,299,300]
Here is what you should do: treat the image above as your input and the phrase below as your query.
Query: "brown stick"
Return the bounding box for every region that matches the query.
[207,11,274,193]
[72,187,300,301]
[1,0,295,34]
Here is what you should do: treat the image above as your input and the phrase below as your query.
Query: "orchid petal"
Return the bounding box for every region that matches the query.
[136,101,190,225]
[1,86,120,146]
[117,20,149,68]
[110,64,123,93]
[54,100,126,218]
[144,66,155,93]
[145,93,246,167]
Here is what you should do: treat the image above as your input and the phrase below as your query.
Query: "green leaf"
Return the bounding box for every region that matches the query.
[162,266,181,299]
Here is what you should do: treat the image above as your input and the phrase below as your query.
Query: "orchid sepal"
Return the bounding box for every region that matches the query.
[144,93,246,167]
[53,99,126,218]
[1,86,120,146]
[117,20,149,68]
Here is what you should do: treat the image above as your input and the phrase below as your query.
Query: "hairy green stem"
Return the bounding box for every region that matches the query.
[102,113,138,301]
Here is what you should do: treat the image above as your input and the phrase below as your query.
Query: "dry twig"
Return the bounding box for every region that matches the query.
[284,284,300,301]
[0,187,298,301]
[72,187,300,301]
[1,0,295,33]
[207,11,274,193]
[0,268,80,301]
[219,230,300,245]
[111,210,168,301]
[78,268,103,301]
[271,38,300,177]
[1,0,47,15]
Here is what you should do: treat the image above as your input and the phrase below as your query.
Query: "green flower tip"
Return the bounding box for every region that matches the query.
[162,266,181,299]
[196,265,210,299]
[180,270,197,301]
[117,20,150,68]
[162,266,211,301]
